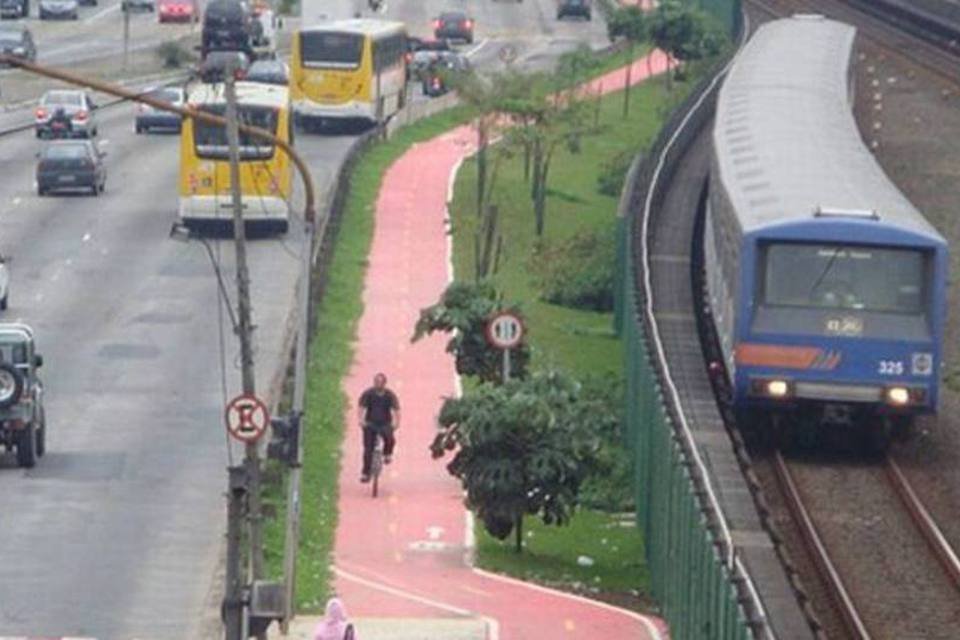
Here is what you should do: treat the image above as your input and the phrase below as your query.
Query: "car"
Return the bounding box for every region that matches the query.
[135,85,185,133]
[123,0,155,12]
[557,0,591,20]
[0,256,9,310]
[433,11,474,44]
[197,49,250,82]
[245,58,287,85]
[202,0,253,53]
[157,0,193,22]
[35,90,99,138]
[36,139,107,196]
[39,0,78,19]
[0,324,45,468]
[0,0,29,19]
[707,17,948,443]
[0,25,35,62]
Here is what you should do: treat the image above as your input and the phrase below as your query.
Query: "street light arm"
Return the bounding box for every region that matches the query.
[0,55,318,224]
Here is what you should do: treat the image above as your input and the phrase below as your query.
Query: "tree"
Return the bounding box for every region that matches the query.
[412,281,530,383]
[430,371,608,552]
[649,0,724,89]
[607,5,648,117]
[498,72,592,238]
[454,71,534,278]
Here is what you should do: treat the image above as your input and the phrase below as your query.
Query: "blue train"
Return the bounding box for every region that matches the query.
[706,16,949,436]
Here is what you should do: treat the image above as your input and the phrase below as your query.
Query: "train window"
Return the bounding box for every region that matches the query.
[761,243,926,314]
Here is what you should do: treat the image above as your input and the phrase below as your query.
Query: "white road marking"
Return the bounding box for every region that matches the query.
[11,197,21,206]
[426,525,445,540]
[82,232,92,242]
[463,37,490,59]
[85,2,120,23]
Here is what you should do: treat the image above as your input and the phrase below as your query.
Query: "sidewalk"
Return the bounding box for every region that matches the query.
[294,51,672,640]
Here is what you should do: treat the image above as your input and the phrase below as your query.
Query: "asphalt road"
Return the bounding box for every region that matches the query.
[0,1,610,637]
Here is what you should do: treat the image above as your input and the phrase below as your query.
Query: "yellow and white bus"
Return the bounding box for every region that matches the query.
[290,19,407,128]
[179,81,293,234]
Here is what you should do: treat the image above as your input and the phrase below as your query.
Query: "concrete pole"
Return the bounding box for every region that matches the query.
[122,2,130,71]
[223,72,266,599]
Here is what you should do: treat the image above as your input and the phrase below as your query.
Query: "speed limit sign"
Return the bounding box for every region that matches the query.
[486,311,525,349]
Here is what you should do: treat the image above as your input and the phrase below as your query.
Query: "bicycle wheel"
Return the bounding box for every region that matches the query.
[371,449,382,498]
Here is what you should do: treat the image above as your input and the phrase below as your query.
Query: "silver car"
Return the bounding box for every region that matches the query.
[35,89,99,138]
[39,0,78,18]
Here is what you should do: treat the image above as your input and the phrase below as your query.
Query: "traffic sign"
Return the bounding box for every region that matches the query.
[225,394,270,443]
[486,311,525,349]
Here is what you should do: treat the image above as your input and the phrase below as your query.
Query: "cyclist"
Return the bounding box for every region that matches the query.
[358,372,400,483]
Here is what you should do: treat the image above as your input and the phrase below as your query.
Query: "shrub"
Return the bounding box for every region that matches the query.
[536,223,617,312]
[577,375,634,512]
[157,41,193,69]
[596,149,636,197]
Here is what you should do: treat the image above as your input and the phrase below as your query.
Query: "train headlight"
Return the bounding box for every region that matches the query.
[767,379,790,398]
[886,386,910,407]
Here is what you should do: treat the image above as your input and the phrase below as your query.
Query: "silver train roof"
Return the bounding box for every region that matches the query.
[713,15,944,242]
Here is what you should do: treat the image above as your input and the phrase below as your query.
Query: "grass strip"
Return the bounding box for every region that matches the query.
[448,78,691,607]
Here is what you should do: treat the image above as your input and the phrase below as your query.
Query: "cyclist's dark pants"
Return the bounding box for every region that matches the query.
[362,423,395,475]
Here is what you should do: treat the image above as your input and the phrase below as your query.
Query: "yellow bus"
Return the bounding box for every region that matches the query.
[179,81,293,234]
[290,19,407,128]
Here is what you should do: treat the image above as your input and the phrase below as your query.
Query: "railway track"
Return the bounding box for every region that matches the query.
[766,451,960,639]
[746,0,960,91]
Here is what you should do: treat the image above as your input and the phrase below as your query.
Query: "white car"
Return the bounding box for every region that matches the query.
[35,89,100,139]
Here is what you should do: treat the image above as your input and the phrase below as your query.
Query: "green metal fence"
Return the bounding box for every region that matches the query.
[615,1,758,638]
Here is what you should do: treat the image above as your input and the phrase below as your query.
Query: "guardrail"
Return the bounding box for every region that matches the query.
[615,1,775,638]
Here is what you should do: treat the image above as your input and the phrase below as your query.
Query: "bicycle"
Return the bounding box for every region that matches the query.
[369,439,384,498]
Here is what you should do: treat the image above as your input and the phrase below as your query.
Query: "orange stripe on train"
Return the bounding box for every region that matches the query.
[735,343,836,370]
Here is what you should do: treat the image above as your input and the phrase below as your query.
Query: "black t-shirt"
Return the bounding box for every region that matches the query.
[359,388,399,425]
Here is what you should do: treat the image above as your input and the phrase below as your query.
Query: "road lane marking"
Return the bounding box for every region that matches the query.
[82,232,92,242]
[11,197,20,205]
[463,38,489,58]
[85,2,120,23]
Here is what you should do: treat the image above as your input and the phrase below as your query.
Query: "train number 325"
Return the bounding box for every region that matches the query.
[878,360,905,375]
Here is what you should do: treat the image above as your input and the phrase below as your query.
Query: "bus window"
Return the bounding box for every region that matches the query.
[300,31,364,68]
[193,105,279,160]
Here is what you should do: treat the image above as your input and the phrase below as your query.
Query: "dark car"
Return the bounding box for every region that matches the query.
[135,86,184,133]
[39,0,78,19]
[123,0,155,12]
[202,0,252,54]
[36,140,107,196]
[245,58,287,85]
[557,0,591,20]
[421,51,470,97]
[0,25,35,62]
[0,0,29,19]
[197,49,250,82]
[433,11,474,44]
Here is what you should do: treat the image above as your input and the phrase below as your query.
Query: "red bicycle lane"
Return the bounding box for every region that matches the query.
[332,51,672,640]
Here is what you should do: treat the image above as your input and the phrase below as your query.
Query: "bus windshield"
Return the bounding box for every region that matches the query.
[193,105,279,160]
[762,243,926,314]
[300,31,364,68]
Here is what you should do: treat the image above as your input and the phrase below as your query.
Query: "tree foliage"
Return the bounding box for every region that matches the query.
[430,371,609,551]
[412,281,530,383]
[649,0,725,83]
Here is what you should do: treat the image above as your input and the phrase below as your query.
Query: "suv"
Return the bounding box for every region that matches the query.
[0,324,45,468]
[557,0,591,20]
[202,0,252,54]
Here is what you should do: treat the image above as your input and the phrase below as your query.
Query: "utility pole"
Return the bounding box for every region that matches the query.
[122,1,130,71]
[224,70,266,639]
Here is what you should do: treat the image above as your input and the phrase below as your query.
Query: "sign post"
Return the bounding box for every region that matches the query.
[485,311,525,383]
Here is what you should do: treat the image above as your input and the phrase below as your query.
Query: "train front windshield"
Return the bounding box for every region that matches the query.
[761,243,926,314]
